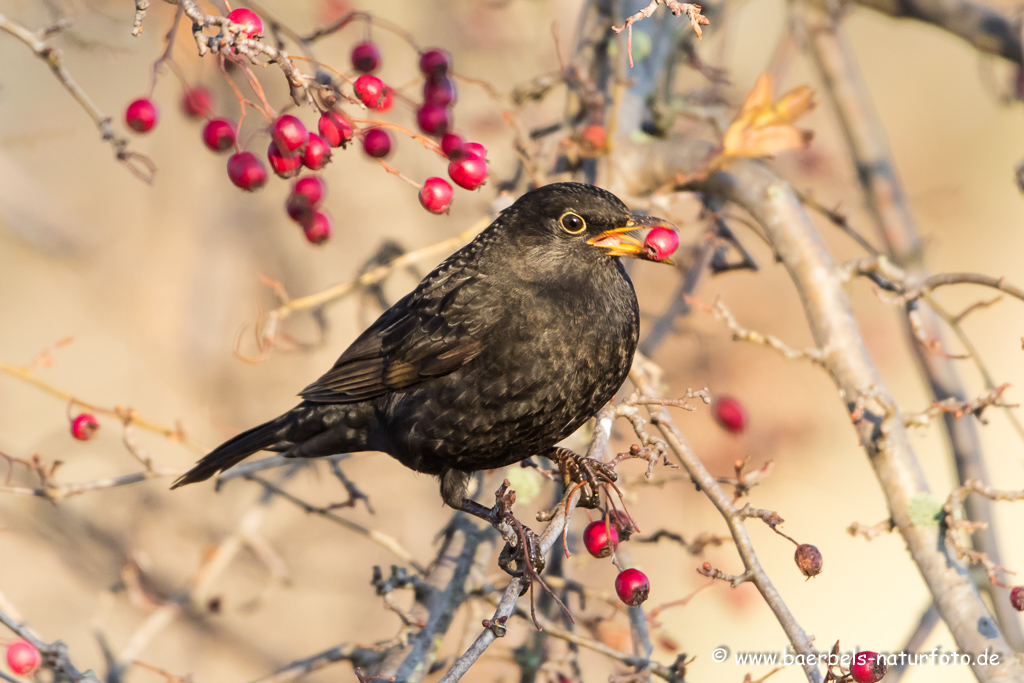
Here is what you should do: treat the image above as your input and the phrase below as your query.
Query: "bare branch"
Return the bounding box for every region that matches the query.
[0,13,155,181]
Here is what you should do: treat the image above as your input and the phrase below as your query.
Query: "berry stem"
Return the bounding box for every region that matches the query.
[350,118,444,156]
[218,55,274,125]
[376,159,421,189]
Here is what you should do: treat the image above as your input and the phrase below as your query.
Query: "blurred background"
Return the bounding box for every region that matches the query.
[1,0,1023,681]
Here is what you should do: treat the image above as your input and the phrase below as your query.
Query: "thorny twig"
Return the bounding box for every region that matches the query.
[0,13,155,181]
[903,384,1016,428]
[0,608,100,682]
[612,2,709,68]
[944,482,1024,588]
[239,219,489,362]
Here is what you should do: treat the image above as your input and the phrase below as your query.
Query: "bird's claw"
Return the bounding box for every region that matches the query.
[498,525,545,590]
[484,480,545,584]
[548,446,618,509]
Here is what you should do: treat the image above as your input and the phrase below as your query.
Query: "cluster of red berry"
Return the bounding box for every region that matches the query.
[581,513,650,607]
[121,8,489,245]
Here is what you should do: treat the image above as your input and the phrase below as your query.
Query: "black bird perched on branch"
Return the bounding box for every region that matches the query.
[173,182,674,521]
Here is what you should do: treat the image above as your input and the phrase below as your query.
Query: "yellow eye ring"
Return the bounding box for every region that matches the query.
[559,211,586,234]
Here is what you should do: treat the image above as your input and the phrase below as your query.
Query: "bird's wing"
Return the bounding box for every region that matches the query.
[299,267,493,403]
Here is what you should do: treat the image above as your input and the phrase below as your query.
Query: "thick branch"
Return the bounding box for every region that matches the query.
[612,140,1023,682]
[810,0,1024,66]
[800,13,1024,649]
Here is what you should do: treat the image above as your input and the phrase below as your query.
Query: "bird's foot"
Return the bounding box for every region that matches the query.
[546,446,618,509]
[458,480,546,583]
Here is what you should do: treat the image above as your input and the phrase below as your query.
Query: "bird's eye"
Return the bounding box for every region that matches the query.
[559,212,586,234]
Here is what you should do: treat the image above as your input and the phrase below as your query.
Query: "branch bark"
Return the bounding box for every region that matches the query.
[799,11,1024,649]
[611,140,1024,682]
[810,0,1024,66]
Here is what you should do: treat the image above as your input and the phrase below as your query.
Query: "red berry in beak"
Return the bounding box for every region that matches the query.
[642,226,678,262]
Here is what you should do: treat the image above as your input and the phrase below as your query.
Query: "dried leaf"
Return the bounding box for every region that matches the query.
[722,74,816,159]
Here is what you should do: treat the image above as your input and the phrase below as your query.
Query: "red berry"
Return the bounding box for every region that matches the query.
[354,74,386,108]
[71,413,99,441]
[202,118,236,152]
[1011,586,1024,611]
[416,104,451,136]
[373,88,394,112]
[351,41,381,73]
[441,133,465,158]
[850,652,887,683]
[794,544,823,578]
[614,568,650,606]
[423,78,457,107]
[643,226,679,262]
[125,98,158,133]
[267,143,302,178]
[362,128,392,158]
[227,151,268,191]
[580,124,607,151]
[6,640,40,676]
[318,111,353,148]
[418,177,453,214]
[272,114,308,153]
[419,48,451,81]
[448,155,487,190]
[292,176,326,208]
[713,397,748,434]
[462,142,487,160]
[182,86,213,118]
[606,509,637,540]
[302,212,332,244]
[227,8,263,38]
[302,133,332,170]
[582,520,619,558]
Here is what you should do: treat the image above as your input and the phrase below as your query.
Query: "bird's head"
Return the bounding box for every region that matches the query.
[501,182,678,267]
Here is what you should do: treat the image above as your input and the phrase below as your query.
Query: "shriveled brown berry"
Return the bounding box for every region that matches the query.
[794,543,823,578]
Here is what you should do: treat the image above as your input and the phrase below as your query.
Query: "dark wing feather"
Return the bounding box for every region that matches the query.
[299,255,493,403]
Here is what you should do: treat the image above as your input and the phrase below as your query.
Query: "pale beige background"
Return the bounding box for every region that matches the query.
[1,1,1022,681]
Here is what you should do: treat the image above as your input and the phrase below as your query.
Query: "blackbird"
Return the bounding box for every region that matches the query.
[173,183,674,519]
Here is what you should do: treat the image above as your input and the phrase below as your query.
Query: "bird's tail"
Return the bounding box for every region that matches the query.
[171,414,293,489]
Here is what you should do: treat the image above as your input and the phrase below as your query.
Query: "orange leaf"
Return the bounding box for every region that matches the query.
[722,73,816,160]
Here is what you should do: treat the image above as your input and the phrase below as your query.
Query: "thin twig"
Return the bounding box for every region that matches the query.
[0,13,155,181]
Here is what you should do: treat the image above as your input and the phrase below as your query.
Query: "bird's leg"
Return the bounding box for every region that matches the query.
[457,497,500,524]
[545,446,618,509]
